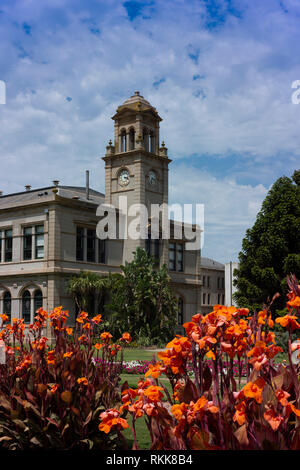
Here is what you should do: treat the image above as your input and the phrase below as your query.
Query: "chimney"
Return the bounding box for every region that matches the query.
[25,185,31,192]
[53,180,59,187]
[86,170,90,200]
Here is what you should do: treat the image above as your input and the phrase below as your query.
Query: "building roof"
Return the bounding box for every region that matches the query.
[112,91,162,121]
[0,185,105,210]
[122,91,153,108]
[200,257,225,270]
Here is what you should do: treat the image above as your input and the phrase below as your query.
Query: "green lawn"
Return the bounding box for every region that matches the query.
[123,415,151,450]
[122,348,158,362]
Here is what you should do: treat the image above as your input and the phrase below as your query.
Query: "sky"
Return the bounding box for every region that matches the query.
[0,0,300,263]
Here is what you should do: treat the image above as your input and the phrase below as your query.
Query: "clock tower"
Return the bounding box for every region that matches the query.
[102,91,171,263]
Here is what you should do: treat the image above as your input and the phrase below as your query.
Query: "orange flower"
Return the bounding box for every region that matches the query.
[16,354,32,373]
[264,407,283,431]
[92,314,102,324]
[46,350,55,365]
[64,351,73,358]
[77,377,89,386]
[94,343,103,350]
[275,389,290,407]
[76,311,89,324]
[0,314,9,323]
[233,400,247,426]
[243,377,265,404]
[49,384,58,394]
[171,402,188,420]
[275,315,300,331]
[193,396,219,415]
[145,362,162,379]
[120,332,132,343]
[286,402,300,417]
[206,350,216,360]
[99,409,129,434]
[143,385,164,402]
[166,336,191,354]
[78,334,88,344]
[66,327,73,335]
[287,296,300,308]
[100,332,113,342]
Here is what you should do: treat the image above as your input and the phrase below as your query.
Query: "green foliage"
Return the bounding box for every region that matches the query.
[67,271,108,315]
[105,248,177,345]
[0,309,124,450]
[234,170,300,313]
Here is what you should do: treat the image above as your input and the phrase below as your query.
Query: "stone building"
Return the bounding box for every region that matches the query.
[225,261,239,307]
[200,257,225,315]
[0,92,224,337]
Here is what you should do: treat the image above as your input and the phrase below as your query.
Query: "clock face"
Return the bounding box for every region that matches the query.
[148,170,157,185]
[119,169,130,186]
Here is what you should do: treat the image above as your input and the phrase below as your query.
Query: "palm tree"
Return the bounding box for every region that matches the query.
[67,271,109,315]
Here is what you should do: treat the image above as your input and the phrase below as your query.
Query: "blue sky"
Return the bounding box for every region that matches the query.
[0,0,300,263]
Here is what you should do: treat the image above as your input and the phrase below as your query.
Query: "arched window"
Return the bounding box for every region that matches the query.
[34,289,43,314]
[129,128,135,150]
[178,297,184,325]
[121,130,127,152]
[22,290,31,324]
[3,291,11,321]
[143,128,149,152]
[149,130,155,153]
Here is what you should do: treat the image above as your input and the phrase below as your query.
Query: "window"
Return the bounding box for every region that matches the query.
[87,229,96,262]
[76,227,84,261]
[76,226,106,264]
[177,244,183,272]
[218,293,221,304]
[143,128,149,151]
[23,227,32,260]
[207,294,210,305]
[146,235,160,262]
[203,276,206,287]
[178,297,184,325]
[207,276,210,287]
[35,226,44,259]
[22,290,31,324]
[23,225,44,260]
[121,130,126,152]
[203,293,206,305]
[222,294,225,304]
[169,242,184,272]
[4,229,12,262]
[150,130,155,153]
[34,290,43,314]
[3,291,11,322]
[129,128,135,150]
[98,239,106,264]
[169,243,176,271]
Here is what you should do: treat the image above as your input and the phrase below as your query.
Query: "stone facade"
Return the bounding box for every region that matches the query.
[199,257,225,315]
[0,92,224,337]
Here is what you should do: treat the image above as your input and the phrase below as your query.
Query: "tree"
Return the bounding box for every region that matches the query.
[105,248,177,345]
[68,271,108,315]
[234,170,300,312]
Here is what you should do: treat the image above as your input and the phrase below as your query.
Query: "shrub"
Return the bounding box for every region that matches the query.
[0,309,131,450]
[99,275,300,450]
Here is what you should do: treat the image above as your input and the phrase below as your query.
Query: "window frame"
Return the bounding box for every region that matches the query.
[168,242,184,272]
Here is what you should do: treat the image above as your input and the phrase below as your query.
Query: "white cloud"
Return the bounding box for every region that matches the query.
[0,0,298,261]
